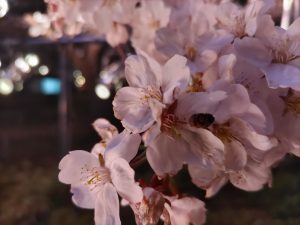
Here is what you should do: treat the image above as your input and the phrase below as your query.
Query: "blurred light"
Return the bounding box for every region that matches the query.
[41,78,61,95]
[75,75,86,87]
[15,81,23,92]
[73,70,86,87]
[95,84,110,100]
[33,12,48,23]
[0,59,2,68]
[73,70,82,77]
[25,53,40,67]
[15,57,31,73]
[0,0,9,18]
[0,78,13,95]
[38,65,49,75]
[27,12,51,37]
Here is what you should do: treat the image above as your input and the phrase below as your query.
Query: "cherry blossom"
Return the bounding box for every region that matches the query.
[113,52,190,133]
[59,118,142,225]
[51,0,300,224]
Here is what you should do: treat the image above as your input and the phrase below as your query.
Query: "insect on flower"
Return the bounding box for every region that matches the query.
[189,113,215,129]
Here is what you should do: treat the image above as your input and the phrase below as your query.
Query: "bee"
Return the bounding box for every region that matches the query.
[189,113,215,128]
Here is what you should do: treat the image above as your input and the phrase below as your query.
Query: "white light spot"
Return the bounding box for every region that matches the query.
[95,84,110,100]
[75,75,86,87]
[15,57,31,73]
[38,65,49,76]
[0,78,13,95]
[25,53,40,67]
[0,0,9,18]
[73,70,86,87]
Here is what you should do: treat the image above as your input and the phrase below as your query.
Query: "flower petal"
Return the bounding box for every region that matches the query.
[224,140,247,171]
[234,37,272,68]
[165,197,206,225]
[229,159,271,191]
[188,162,219,189]
[161,54,190,104]
[230,119,277,151]
[113,87,155,133]
[104,130,141,163]
[110,158,143,203]
[182,126,225,167]
[91,143,106,157]
[287,17,300,39]
[146,132,192,177]
[95,183,121,225]
[125,54,161,88]
[58,150,99,184]
[70,183,95,209]
[263,63,300,91]
[205,176,228,198]
[92,118,118,140]
[175,91,227,122]
[210,82,251,123]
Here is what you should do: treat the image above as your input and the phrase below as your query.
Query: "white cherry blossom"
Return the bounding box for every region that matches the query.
[235,17,300,91]
[113,53,190,133]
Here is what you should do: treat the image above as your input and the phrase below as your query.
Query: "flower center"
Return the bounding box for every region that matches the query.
[160,102,181,138]
[212,123,239,143]
[281,89,300,116]
[141,86,163,103]
[185,47,197,62]
[80,164,111,191]
[234,15,246,38]
[188,72,204,92]
[149,20,161,29]
[101,0,117,7]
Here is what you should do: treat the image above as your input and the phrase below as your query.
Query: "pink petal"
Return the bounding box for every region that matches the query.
[92,118,118,140]
[229,159,271,191]
[113,87,155,133]
[287,18,300,39]
[234,37,272,68]
[110,158,143,203]
[175,91,227,122]
[230,118,277,151]
[125,54,161,88]
[210,82,251,123]
[263,63,300,91]
[58,150,99,184]
[70,183,95,209]
[181,126,225,167]
[224,140,247,171]
[146,132,192,177]
[188,162,219,189]
[95,183,121,225]
[104,130,141,163]
[205,176,228,198]
[165,197,206,225]
[161,54,190,104]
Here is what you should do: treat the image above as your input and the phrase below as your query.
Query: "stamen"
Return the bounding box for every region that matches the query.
[80,164,110,191]
[188,72,204,92]
[281,89,300,115]
[186,47,197,62]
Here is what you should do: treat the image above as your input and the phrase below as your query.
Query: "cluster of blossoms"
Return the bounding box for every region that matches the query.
[55,0,300,224]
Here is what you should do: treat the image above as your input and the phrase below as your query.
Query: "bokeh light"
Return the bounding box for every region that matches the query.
[95,84,110,100]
